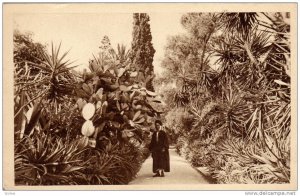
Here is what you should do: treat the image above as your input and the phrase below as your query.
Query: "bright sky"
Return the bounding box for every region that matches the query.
[14,13,186,74]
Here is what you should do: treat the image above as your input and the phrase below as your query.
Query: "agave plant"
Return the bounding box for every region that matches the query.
[116,44,131,64]
[215,136,290,184]
[15,133,89,185]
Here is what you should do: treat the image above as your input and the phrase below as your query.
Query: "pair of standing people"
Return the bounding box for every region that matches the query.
[149,120,170,177]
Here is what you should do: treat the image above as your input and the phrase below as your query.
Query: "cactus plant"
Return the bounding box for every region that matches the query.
[75,36,162,149]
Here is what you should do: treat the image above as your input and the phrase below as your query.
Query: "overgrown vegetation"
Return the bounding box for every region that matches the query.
[14,13,160,185]
[159,12,291,184]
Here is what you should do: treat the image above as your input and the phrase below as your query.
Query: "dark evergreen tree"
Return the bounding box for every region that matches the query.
[130,13,156,91]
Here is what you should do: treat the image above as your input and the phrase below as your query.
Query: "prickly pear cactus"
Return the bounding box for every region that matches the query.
[75,36,163,149]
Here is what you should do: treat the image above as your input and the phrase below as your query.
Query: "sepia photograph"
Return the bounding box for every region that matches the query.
[3,3,297,191]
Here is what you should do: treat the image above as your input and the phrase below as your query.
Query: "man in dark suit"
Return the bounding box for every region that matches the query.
[149,120,170,177]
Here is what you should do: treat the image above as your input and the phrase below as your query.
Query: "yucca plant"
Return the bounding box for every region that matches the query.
[28,43,78,106]
[162,12,291,184]
[14,37,88,185]
[14,42,79,136]
[221,13,258,37]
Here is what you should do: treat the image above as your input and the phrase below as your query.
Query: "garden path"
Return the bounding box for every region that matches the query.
[129,148,211,185]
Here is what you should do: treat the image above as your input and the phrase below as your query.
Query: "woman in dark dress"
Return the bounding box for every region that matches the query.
[148,120,170,177]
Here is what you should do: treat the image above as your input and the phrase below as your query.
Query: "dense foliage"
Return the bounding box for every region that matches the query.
[13,12,292,185]
[160,12,291,184]
[14,14,161,185]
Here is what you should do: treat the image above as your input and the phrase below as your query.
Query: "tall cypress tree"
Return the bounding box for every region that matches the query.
[130,13,156,91]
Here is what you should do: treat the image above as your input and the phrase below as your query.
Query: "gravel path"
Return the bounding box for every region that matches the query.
[129,148,211,185]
